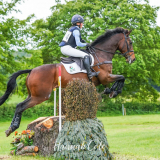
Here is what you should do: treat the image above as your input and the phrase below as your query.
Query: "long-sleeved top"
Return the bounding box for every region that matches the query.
[72,28,86,47]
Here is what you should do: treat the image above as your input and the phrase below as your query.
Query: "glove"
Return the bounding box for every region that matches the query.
[81,39,86,43]
[86,43,91,47]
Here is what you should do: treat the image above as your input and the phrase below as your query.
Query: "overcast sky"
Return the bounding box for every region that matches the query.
[6,0,160,26]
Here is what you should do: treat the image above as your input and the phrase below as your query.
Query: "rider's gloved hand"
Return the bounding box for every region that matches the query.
[86,43,91,47]
[81,39,86,43]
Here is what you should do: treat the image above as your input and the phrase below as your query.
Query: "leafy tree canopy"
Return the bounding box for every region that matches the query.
[1,0,160,102]
[0,0,42,95]
[29,0,160,101]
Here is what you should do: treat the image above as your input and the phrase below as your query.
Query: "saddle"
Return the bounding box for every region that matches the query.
[60,50,92,71]
[62,56,89,71]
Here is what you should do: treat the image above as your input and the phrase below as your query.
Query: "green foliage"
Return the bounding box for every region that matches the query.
[0,101,160,121]
[0,0,20,91]
[54,118,113,160]
[28,0,160,101]
[0,0,160,102]
[0,0,43,96]
[0,102,55,121]
[98,101,160,116]
[62,79,100,121]
[1,0,160,101]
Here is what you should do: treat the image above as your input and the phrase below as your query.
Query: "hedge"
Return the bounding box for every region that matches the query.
[0,102,55,121]
[97,101,160,116]
[0,101,160,121]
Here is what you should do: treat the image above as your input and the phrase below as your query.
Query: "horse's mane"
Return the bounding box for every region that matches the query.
[91,27,129,46]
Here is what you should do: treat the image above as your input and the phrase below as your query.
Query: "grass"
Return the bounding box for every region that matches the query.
[0,115,160,160]
[99,115,160,160]
[0,118,53,160]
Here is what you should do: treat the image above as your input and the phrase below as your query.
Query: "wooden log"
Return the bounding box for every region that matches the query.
[38,117,54,129]
[34,116,65,130]
[16,146,38,155]
[21,153,38,156]
[17,142,24,151]
[34,146,39,152]
[10,150,14,155]
[27,117,48,131]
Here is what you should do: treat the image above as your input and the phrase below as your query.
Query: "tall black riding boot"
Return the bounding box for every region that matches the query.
[83,55,99,79]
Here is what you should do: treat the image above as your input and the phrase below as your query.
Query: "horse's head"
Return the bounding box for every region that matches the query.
[118,30,135,64]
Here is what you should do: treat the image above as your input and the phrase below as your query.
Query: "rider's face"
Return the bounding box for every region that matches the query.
[76,23,83,29]
[80,23,83,28]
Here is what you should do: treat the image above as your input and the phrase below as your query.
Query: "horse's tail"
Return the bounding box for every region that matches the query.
[0,69,32,106]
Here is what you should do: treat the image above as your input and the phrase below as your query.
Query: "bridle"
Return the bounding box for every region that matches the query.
[120,32,134,59]
[88,32,134,67]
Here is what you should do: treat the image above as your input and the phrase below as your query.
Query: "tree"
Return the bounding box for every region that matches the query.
[28,0,160,101]
[0,0,24,93]
[0,0,43,96]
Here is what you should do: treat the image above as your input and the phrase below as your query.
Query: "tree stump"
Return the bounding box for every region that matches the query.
[27,116,65,156]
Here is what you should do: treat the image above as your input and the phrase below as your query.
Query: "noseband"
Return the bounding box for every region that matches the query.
[88,32,134,67]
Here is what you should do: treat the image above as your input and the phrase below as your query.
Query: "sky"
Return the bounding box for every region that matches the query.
[6,0,160,26]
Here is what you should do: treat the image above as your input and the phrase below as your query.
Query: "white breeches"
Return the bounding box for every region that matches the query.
[60,45,88,58]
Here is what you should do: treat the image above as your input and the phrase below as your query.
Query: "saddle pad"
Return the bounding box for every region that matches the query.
[61,62,87,74]
[61,55,94,74]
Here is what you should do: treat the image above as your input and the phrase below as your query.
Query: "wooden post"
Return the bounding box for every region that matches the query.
[58,66,62,131]
[122,104,124,116]
[54,88,56,116]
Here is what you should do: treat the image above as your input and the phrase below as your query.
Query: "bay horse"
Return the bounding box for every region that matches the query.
[0,27,135,137]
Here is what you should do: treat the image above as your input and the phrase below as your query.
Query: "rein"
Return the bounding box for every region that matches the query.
[88,47,112,68]
[88,32,134,67]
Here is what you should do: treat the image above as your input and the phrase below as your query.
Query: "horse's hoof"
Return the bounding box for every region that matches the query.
[109,91,117,98]
[104,88,111,94]
[5,127,12,137]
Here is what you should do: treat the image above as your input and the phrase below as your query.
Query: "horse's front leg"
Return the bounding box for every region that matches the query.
[103,74,125,98]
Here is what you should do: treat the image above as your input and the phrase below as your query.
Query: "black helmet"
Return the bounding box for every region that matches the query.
[71,14,84,25]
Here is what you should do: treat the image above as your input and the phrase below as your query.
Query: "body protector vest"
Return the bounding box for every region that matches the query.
[59,26,82,48]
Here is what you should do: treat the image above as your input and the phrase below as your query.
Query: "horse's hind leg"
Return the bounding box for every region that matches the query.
[5,96,46,137]
[5,97,31,137]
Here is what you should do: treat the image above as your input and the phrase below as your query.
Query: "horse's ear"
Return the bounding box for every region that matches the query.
[126,30,132,36]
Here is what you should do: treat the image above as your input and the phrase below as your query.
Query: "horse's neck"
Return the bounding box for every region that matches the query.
[94,34,122,61]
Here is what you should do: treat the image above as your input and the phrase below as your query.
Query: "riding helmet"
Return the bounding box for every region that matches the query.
[71,14,84,25]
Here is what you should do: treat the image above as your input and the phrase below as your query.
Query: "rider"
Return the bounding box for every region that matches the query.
[59,14,99,79]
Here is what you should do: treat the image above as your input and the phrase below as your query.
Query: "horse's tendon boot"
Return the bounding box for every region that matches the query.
[104,87,111,94]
